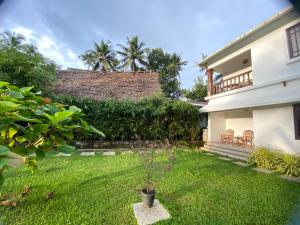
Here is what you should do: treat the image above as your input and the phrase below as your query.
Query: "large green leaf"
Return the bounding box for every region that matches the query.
[0,101,20,113]
[11,112,42,123]
[68,105,82,113]
[44,111,74,124]
[20,86,34,94]
[7,90,24,99]
[32,124,49,133]
[0,81,9,87]
[87,125,105,137]
[0,145,9,156]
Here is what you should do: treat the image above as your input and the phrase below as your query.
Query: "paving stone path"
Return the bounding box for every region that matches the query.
[80,152,95,156]
[218,156,232,161]
[280,175,300,183]
[232,161,248,167]
[133,200,171,225]
[103,151,116,156]
[56,152,71,157]
[252,167,274,174]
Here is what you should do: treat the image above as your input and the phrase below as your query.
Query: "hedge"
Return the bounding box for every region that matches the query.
[56,96,203,141]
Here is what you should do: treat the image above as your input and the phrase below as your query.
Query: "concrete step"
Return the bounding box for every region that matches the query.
[206,142,252,152]
[204,145,250,157]
[201,147,249,161]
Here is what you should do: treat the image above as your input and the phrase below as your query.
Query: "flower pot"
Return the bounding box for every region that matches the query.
[141,188,155,208]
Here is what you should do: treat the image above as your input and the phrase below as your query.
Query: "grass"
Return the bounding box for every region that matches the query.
[1,150,300,225]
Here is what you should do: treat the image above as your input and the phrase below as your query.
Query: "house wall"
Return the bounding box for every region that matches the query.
[253,105,300,154]
[208,112,226,142]
[208,17,300,85]
[225,111,253,137]
[251,18,300,84]
[208,110,253,142]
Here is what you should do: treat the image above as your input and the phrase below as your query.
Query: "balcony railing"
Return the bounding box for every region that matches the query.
[212,70,253,95]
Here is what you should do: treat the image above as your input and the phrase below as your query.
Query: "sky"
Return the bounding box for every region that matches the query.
[0,0,291,89]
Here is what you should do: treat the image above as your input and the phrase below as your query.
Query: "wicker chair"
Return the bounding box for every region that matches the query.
[221,129,234,143]
[236,130,254,146]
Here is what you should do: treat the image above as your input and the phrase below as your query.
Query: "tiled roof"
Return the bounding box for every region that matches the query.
[54,69,162,101]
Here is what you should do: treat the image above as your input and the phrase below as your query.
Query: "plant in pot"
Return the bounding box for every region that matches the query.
[138,149,176,208]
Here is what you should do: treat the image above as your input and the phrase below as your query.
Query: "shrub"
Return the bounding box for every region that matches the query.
[55,95,202,141]
[277,154,300,177]
[0,82,103,186]
[248,147,281,170]
[248,147,300,177]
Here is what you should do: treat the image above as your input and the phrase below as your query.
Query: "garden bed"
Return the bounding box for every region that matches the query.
[1,151,300,225]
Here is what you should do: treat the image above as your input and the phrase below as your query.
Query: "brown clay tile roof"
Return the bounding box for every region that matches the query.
[54,69,162,101]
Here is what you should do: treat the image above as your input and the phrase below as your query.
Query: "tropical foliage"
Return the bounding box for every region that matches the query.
[57,95,201,141]
[0,31,57,94]
[117,36,148,71]
[248,147,300,176]
[182,76,208,101]
[80,39,187,98]
[0,82,103,187]
[147,48,187,98]
[80,40,118,72]
[0,31,25,49]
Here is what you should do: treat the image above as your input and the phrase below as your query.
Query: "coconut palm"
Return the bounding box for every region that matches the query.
[117,36,148,72]
[22,44,38,55]
[80,40,117,72]
[168,53,187,75]
[0,31,25,49]
[80,51,96,70]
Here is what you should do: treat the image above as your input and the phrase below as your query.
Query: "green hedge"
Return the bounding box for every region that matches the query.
[56,96,202,141]
[248,147,300,177]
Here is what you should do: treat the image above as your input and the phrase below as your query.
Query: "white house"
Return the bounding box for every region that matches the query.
[199,7,300,156]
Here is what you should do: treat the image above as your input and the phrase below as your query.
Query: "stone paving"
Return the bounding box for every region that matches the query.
[102,151,116,156]
[218,156,232,161]
[80,152,95,156]
[232,161,248,167]
[56,152,71,157]
[280,175,300,183]
[252,167,274,174]
[133,200,171,225]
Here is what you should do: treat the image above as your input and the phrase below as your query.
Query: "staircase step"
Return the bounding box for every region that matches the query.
[204,145,250,157]
[206,142,252,152]
[201,147,248,161]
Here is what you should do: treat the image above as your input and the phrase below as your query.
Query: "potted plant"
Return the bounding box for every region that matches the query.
[138,149,176,208]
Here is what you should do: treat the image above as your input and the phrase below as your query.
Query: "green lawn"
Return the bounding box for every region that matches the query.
[1,151,300,225]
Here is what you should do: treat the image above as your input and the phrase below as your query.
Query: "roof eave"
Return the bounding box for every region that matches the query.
[198,6,296,68]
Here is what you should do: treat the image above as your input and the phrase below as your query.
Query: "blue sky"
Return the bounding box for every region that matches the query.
[0,0,291,88]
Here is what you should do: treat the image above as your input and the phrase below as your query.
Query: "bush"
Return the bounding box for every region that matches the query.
[277,154,300,177]
[248,147,300,177]
[56,95,202,141]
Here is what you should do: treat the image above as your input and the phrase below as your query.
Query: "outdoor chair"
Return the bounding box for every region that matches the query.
[236,130,254,146]
[221,129,234,144]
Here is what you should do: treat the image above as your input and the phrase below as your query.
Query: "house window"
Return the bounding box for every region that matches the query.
[287,22,300,59]
[293,104,300,140]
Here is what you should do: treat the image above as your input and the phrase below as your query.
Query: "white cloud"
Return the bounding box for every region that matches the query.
[11,26,84,69]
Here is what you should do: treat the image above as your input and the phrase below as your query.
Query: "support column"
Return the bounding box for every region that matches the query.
[206,68,214,96]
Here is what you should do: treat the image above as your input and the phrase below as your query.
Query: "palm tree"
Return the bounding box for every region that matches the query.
[0,31,25,49]
[117,36,148,72]
[80,51,96,70]
[22,44,38,54]
[168,53,187,75]
[80,40,117,72]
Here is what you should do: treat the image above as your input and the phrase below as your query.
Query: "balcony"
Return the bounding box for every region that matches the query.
[212,70,253,95]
